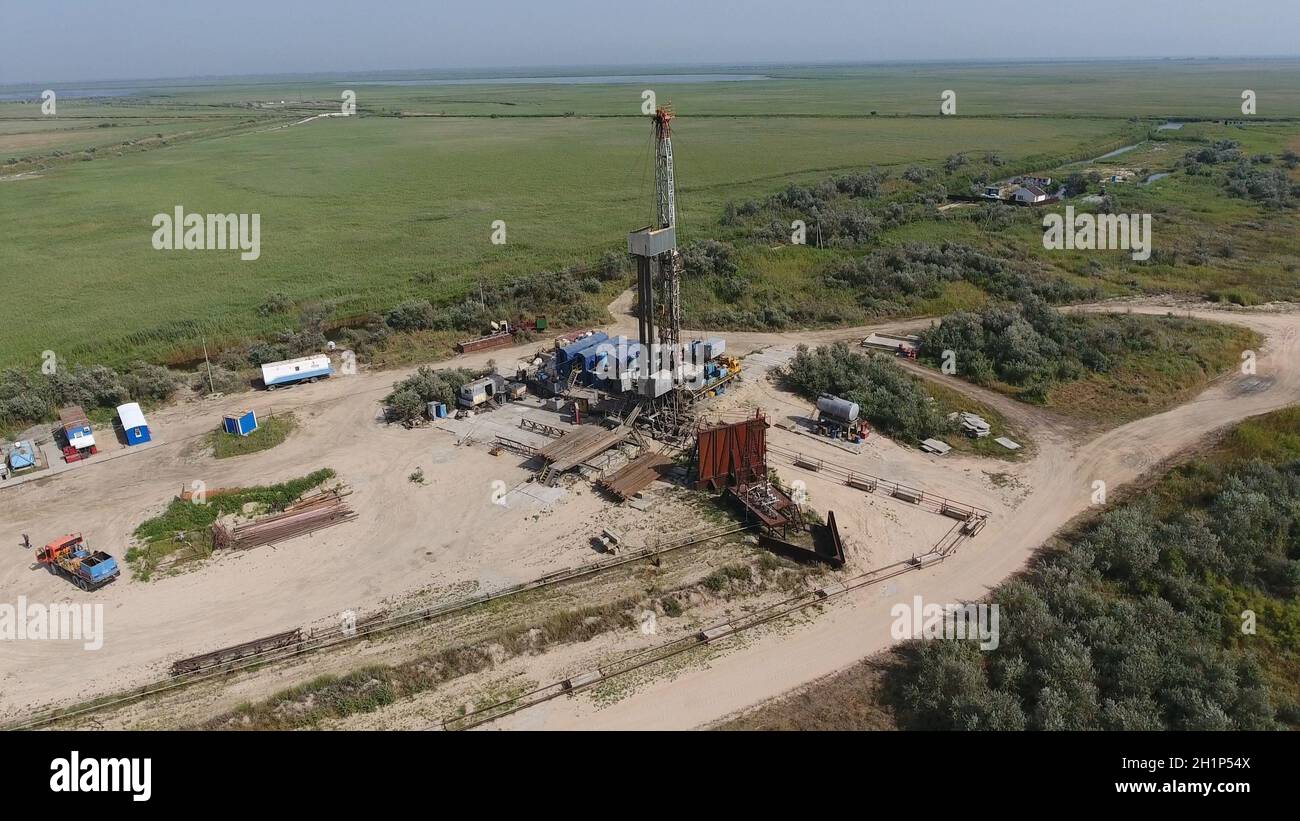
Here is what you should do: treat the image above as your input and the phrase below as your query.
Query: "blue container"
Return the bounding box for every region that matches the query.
[222,409,258,437]
[8,440,36,469]
[117,403,151,445]
[555,332,609,366]
[79,551,119,583]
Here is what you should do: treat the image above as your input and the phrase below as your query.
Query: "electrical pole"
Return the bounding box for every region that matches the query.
[202,337,215,394]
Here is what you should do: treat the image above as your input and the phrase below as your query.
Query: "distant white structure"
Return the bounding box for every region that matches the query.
[1013,185,1049,204]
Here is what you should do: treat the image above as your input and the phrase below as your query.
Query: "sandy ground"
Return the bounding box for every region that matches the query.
[488,303,1300,729]
[0,292,912,718]
[2,295,1292,729]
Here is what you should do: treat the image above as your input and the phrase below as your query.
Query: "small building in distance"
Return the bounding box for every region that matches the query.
[1013,185,1049,204]
[116,402,152,445]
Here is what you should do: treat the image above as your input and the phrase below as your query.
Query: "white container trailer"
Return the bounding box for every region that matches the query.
[458,376,496,408]
[261,355,333,389]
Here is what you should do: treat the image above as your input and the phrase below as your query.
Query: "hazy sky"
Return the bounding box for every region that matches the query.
[4,0,1298,84]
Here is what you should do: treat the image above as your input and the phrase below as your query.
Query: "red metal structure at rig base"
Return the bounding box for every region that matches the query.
[693,412,768,490]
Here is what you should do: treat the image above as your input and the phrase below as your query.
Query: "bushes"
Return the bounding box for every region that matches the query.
[121,361,181,403]
[785,343,950,442]
[718,167,898,247]
[890,455,1300,730]
[244,341,292,367]
[919,298,1244,403]
[233,304,330,368]
[1183,138,1242,167]
[49,364,127,409]
[1226,161,1300,209]
[0,369,50,423]
[597,250,629,280]
[337,314,391,361]
[1180,139,1298,209]
[193,366,247,396]
[382,366,479,425]
[821,242,1096,316]
[0,361,184,428]
[1062,171,1096,197]
[902,165,930,183]
[681,240,738,278]
[256,292,291,316]
[385,299,437,331]
[682,240,749,302]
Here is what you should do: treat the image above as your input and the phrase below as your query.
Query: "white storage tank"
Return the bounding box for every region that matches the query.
[817,394,859,423]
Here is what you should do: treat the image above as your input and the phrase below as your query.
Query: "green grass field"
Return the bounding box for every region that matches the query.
[2,60,1298,372]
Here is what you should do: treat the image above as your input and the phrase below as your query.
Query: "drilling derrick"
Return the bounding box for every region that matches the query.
[628,106,683,399]
[653,109,683,353]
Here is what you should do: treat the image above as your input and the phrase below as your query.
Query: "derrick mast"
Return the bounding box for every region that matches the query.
[653,108,683,353]
[627,106,683,398]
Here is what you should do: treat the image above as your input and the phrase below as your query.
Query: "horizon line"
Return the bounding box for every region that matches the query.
[6,54,1300,90]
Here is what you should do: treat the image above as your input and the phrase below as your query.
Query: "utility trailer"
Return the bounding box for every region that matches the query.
[260,354,333,390]
[35,533,120,591]
[57,405,97,462]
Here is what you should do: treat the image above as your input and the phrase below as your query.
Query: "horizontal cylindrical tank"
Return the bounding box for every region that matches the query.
[817,394,859,423]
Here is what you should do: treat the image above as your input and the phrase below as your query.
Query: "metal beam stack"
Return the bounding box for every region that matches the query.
[212,489,355,550]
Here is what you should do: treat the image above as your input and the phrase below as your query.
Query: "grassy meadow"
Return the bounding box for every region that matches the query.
[1,60,1299,373]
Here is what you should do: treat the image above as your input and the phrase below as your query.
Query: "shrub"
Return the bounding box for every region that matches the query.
[382,366,478,424]
[597,250,628,280]
[193,366,247,396]
[49,364,127,409]
[682,240,738,277]
[890,453,1300,730]
[385,299,437,331]
[786,343,950,442]
[122,361,181,403]
[257,292,292,316]
[821,242,1097,315]
[0,368,51,422]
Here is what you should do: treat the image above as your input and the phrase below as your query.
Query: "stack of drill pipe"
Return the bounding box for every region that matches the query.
[282,487,352,511]
[213,488,355,549]
[598,452,672,499]
[539,426,629,472]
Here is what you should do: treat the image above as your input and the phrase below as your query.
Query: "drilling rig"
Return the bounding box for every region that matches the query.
[627,106,684,400]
